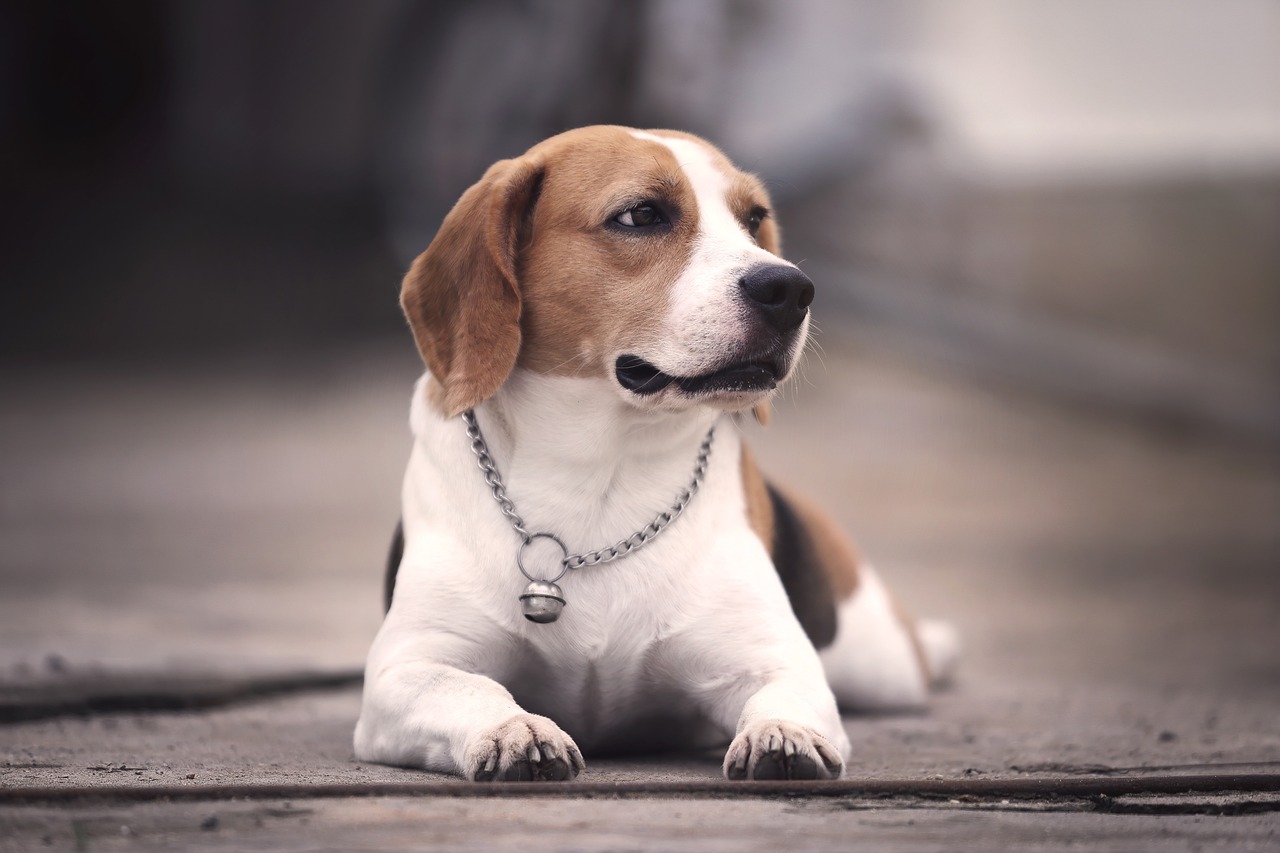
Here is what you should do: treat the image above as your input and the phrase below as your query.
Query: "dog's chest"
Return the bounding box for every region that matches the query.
[500,611,720,752]
[405,392,750,749]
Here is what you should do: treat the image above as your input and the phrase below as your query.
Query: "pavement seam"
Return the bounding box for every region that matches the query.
[2,773,1278,806]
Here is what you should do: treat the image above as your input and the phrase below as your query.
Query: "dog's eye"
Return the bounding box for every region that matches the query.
[746,207,768,239]
[614,204,665,228]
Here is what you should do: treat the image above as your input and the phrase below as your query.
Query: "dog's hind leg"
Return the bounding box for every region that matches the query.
[746,463,958,712]
[819,564,959,711]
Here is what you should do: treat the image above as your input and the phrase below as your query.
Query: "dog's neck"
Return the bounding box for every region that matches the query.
[468,370,722,545]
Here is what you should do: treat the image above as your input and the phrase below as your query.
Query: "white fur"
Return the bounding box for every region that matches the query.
[355,372,850,776]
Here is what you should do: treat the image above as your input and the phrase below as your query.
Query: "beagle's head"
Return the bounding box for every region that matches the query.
[402,126,813,418]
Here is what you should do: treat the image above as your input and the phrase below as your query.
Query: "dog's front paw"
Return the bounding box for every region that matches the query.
[723,720,845,781]
[466,713,585,782]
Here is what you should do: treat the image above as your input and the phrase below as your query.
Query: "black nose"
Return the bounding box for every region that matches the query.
[739,265,814,333]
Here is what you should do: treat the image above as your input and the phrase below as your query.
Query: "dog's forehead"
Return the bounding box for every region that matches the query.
[628,130,758,231]
[531,126,762,219]
[630,129,733,171]
[630,131,774,237]
[628,130,735,189]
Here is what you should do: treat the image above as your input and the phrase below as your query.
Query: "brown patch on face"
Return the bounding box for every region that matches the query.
[513,127,702,377]
[727,171,782,257]
[516,127,785,380]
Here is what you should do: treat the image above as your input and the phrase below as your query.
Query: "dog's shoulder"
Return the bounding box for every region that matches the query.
[739,444,860,650]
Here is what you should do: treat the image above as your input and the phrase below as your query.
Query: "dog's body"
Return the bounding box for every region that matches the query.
[355,127,956,782]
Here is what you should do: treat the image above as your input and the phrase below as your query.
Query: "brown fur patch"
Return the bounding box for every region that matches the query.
[400,157,543,416]
[760,481,838,648]
[742,449,863,649]
[741,445,775,551]
[514,127,701,376]
[728,171,782,256]
[774,487,861,600]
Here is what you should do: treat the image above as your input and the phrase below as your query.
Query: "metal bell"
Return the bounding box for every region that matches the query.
[519,580,566,623]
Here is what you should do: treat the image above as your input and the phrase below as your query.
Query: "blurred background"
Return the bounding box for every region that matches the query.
[1,0,1278,705]
[4,0,1278,436]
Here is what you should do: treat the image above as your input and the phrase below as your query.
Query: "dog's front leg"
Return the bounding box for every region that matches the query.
[719,675,848,781]
[672,557,851,780]
[354,638,584,782]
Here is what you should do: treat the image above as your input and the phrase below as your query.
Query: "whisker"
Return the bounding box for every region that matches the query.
[542,349,595,376]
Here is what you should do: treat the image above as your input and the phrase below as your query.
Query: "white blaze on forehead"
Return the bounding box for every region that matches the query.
[628,130,788,374]
[628,130,758,255]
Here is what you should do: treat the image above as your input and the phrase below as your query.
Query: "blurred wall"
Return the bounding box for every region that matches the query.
[780,0,1280,440]
[2,0,1276,438]
[906,0,1280,179]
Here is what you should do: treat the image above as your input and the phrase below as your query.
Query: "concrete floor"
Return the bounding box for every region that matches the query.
[2,328,1278,850]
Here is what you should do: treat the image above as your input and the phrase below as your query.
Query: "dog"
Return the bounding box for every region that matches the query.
[354,126,957,782]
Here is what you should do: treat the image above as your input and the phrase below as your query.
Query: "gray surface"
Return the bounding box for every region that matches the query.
[2,329,1278,848]
[2,680,1279,790]
[4,794,1280,853]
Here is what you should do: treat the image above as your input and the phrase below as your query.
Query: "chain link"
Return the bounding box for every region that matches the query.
[462,410,714,573]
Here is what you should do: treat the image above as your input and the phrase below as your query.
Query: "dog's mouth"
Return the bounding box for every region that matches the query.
[615,355,782,397]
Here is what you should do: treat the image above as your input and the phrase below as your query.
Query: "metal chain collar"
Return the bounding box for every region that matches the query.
[462,409,714,581]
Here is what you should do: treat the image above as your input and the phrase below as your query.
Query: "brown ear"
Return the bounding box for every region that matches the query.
[400,157,543,417]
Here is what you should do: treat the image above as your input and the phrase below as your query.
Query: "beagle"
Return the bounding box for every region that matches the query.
[354,126,957,782]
